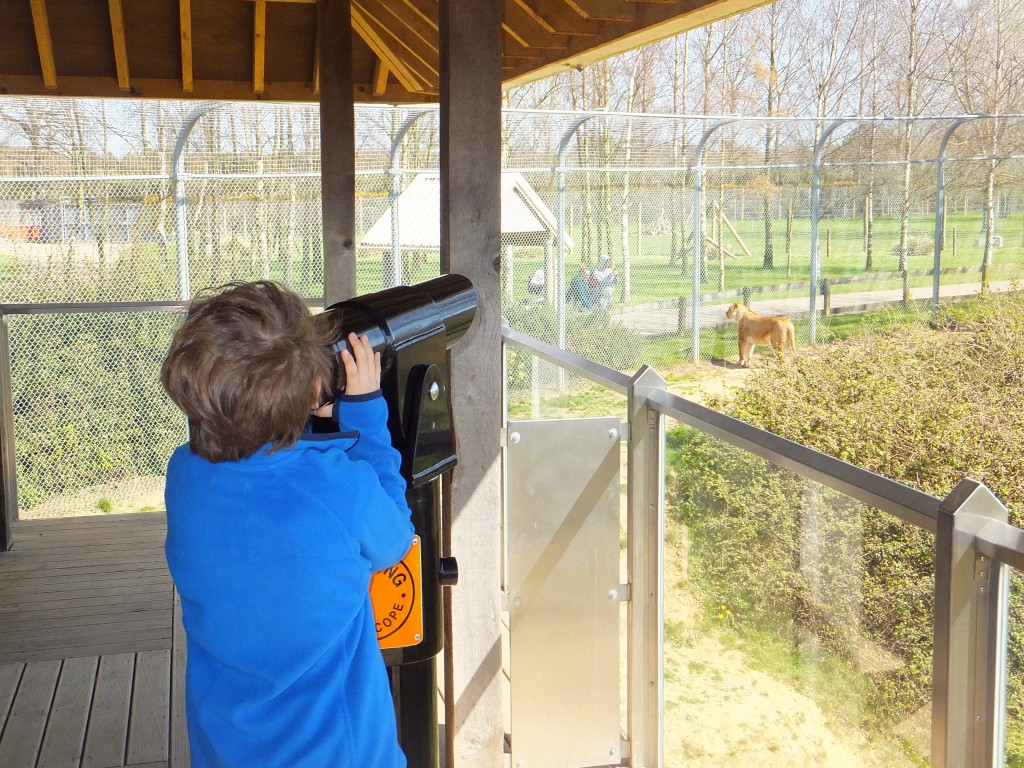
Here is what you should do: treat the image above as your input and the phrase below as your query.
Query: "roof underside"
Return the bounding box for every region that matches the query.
[0,0,765,103]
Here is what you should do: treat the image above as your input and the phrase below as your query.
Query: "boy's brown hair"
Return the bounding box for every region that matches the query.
[161,281,333,462]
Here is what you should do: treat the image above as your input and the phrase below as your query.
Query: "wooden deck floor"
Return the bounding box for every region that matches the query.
[0,513,188,768]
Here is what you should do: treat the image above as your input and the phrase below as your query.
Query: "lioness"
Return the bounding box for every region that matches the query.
[725,302,796,367]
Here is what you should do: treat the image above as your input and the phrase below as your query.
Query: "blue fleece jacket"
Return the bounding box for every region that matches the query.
[164,392,413,768]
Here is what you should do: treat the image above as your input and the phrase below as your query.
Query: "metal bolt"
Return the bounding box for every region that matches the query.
[979,571,987,578]
[980,585,987,593]
[608,428,618,440]
[513,597,523,608]
[609,747,617,756]
[976,714,983,721]
[414,634,421,641]
[608,589,618,600]
[510,432,521,444]
[980,555,988,562]
[428,382,440,400]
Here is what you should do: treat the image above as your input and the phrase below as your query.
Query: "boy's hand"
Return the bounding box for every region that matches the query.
[340,332,382,396]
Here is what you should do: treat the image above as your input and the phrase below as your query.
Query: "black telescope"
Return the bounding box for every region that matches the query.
[314,273,477,768]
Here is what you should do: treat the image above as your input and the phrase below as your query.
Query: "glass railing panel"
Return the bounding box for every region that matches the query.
[7,310,187,519]
[663,418,935,766]
[1005,568,1024,767]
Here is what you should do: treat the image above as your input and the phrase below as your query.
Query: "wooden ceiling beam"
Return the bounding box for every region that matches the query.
[254,0,267,93]
[107,0,131,92]
[512,0,601,35]
[503,2,571,50]
[350,5,428,93]
[394,0,437,33]
[561,0,635,22]
[180,0,194,92]
[352,0,438,86]
[502,32,544,59]
[358,0,439,56]
[28,0,57,89]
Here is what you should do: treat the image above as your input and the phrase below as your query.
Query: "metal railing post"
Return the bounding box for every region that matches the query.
[932,478,1009,768]
[932,117,973,310]
[691,119,735,364]
[626,365,666,768]
[171,103,218,301]
[809,119,851,345]
[0,311,15,551]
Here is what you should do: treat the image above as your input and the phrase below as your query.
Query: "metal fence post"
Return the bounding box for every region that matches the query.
[627,365,666,768]
[691,119,735,364]
[933,117,972,310]
[171,103,217,301]
[0,311,17,551]
[388,108,433,289]
[809,119,851,345]
[932,478,1009,768]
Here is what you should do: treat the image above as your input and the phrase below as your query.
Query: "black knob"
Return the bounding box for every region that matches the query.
[438,557,459,587]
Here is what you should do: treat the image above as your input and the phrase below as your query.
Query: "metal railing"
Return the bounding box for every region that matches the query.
[503,324,1020,768]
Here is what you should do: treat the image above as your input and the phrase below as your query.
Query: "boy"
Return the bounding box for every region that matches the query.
[161,280,413,768]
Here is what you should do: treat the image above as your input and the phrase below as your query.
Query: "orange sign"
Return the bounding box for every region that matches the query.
[370,535,423,649]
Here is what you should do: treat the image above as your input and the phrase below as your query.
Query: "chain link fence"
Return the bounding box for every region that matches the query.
[3,101,1024,516]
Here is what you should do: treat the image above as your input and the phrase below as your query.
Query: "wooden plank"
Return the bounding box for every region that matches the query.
[126,650,171,765]
[438,1,505,766]
[2,571,170,593]
[2,606,170,633]
[108,0,132,91]
[169,591,190,768]
[0,662,25,726]
[179,0,193,92]
[4,638,172,665]
[0,593,169,618]
[35,656,98,768]
[253,0,267,93]
[354,0,438,82]
[27,0,58,89]
[0,659,61,768]
[1,615,171,648]
[0,633,172,665]
[81,653,134,768]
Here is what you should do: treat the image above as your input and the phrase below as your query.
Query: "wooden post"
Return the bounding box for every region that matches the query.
[952,226,958,259]
[319,0,355,304]
[821,280,831,317]
[826,227,832,260]
[439,1,504,767]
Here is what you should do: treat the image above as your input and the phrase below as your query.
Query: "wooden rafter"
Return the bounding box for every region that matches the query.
[361,0,438,57]
[394,0,437,33]
[254,0,267,93]
[179,0,193,92]
[503,1,570,50]
[561,0,634,21]
[350,6,424,93]
[351,1,437,91]
[28,0,57,89]
[512,0,600,35]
